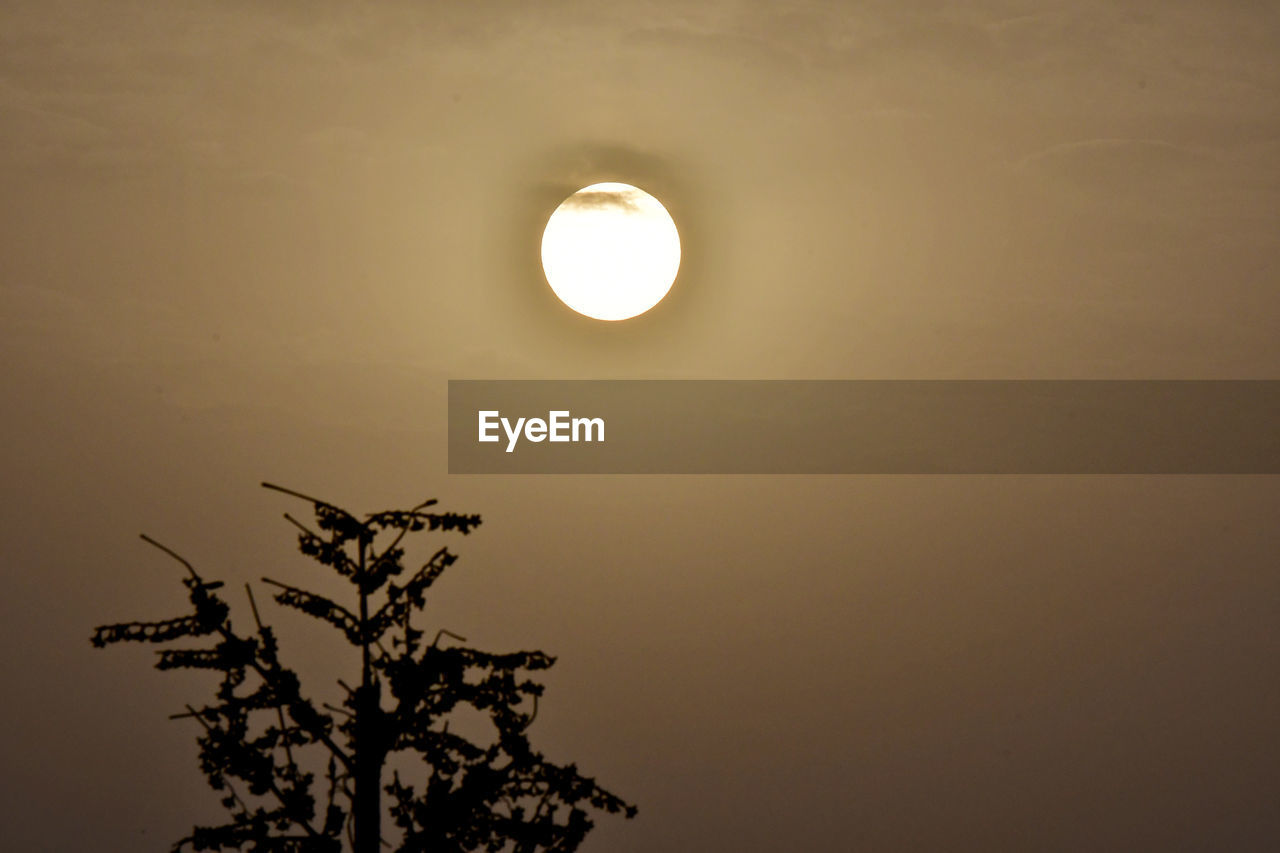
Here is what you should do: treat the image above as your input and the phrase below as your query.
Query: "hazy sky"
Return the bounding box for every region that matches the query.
[2,1,1278,850]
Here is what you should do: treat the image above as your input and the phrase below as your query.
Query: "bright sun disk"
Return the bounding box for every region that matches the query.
[540,182,681,321]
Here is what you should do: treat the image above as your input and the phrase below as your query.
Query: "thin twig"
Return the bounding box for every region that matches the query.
[261,482,364,527]
[247,584,297,772]
[433,629,468,647]
[140,534,199,580]
[169,708,207,720]
[365,497,437,570]
[282,512,324,541]
[179,706,250,815]
[245,584,265,630]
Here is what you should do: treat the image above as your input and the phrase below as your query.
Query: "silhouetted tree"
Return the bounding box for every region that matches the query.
[91,483,635,853]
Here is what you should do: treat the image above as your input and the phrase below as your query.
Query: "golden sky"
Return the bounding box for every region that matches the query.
[2,1,1278,850]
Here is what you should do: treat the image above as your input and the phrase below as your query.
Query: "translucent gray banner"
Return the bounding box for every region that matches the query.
[447,381,1280,474]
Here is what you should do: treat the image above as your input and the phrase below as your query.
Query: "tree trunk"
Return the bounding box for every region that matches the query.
[352,681,383,853]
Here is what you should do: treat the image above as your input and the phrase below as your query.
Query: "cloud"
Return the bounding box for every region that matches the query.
[1013,135,1279,212]
[1015,138,1212,185]
[560,186,645,213]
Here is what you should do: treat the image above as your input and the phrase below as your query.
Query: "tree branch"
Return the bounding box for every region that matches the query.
[140,533,200,580]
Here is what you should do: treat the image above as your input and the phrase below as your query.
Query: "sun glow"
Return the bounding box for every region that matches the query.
[540,182,681,321]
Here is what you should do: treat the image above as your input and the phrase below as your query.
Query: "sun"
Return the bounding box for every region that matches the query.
[540,182,681,321]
